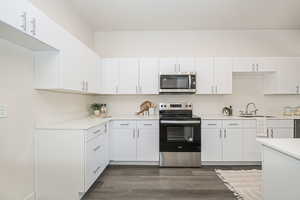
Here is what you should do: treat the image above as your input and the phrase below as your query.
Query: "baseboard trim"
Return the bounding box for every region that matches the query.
[202,161,261,166]
[110,161,159,166]
[24,192,35,200]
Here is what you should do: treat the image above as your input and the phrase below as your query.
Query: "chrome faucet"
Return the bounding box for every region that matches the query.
[240,102,259,116]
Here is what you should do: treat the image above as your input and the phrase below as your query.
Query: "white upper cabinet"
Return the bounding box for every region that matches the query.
[233,57,276,73]
[159,58,177,73]
[214,57,233,94]
[196,57,214,94]
[0,0,28,32]
[159,57,196,73]
[177,57,196,72]
[139,58,159,94]
[264,58,300,94]
[99,59,119,94]
[196,57,232,95]
[118,58,140,94]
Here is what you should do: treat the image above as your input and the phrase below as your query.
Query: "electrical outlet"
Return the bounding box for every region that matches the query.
[0,105,8,118]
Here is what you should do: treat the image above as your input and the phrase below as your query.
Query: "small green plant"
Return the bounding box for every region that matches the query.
[90,103,101,111]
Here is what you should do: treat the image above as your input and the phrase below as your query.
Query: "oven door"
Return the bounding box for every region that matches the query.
[160,74,196,93]
[160,120,201,152]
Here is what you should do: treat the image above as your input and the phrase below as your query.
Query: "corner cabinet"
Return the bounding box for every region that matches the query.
[35,122,109,200]
[110,120,159,162]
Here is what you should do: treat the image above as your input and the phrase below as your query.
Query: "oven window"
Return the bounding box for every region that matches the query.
[166,127,194,143]
[161,75,189,89]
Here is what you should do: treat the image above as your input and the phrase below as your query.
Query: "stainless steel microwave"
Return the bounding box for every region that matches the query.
[159,72,197,94]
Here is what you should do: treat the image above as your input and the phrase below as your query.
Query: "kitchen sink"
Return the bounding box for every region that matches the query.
[239,115,275,118]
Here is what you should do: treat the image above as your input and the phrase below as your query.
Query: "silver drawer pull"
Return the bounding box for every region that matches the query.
[143,124,153,126]
[93,145,101,151]
[207,123,217,126]
[93,130,101,134]
[120,123,129,126]
[93,166,101,174]
[228,123,239,126]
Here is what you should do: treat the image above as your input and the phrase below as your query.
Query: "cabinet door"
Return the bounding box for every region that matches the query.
[118,58,139,94]
[233,57,257,72]
[100,59,119,94]
[244,129,261,161]
[201,129,223,161]
[0,0,28,32]
[85,50,99,94]
[222,128,243,161]
[110,129,136,161]
[139,58,159,94]
[264,58,300,94]
[177,57,195,72]
[195,57,214,94]
[159,58,177,73]
[214,58,233,94]
[137,128,158,161]
[273,128,294,138]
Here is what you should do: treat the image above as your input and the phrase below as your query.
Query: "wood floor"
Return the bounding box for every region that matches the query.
[83,165,260,200]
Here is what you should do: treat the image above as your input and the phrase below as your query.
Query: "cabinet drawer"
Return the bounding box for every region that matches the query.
[223,120,242,128]
[137,120,157,129]
[242,120,257,128]
[111,120,136,129]
[86,124,106,141]
[202,120,222,129]
[266,120,294,128]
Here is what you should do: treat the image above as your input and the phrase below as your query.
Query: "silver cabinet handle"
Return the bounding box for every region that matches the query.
[271,128,274,138]
[179,64,181,72]
[133,129,135,138]
[208,123,217,126]
[120,123,129,126]
[30,18,36,36]
[267,128,269,137]
[137,128,140,138]
[219,129,222,138]
[82,81,85,91]
[228,123,239,126]
[256,64,259,72]
[93,145,101,151]
[86,81,88,92]
[20,12,27,31]
[224,129,227,138]
[252,64,255,72]
[93,166,101,174]
[143,124,153,126]
[93,129,101,134]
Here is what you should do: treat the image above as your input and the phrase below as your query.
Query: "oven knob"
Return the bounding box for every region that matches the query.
[189,105,192,107]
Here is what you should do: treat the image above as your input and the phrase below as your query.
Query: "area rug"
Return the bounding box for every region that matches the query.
[215,169,262,200]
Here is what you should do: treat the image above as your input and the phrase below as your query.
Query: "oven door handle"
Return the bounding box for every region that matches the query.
[160,120,201,124]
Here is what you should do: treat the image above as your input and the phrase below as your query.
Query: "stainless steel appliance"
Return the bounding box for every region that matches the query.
[294,119,300,138]
[159,72,196,94]
[159,103,201,167]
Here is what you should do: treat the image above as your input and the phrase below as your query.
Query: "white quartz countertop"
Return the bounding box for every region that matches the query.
[200,114,300,120]
[257,138,300,161]
[36,114,159,130]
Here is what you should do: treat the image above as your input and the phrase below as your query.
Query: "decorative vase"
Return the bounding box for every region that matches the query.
[94,110,100,116]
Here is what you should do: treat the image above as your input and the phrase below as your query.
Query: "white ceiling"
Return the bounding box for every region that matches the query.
[70,0,300,31]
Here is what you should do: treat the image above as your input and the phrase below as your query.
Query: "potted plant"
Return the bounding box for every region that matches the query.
[90,103,102,116]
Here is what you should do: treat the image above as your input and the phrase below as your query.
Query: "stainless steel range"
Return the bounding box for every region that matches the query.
[159,103,201,167]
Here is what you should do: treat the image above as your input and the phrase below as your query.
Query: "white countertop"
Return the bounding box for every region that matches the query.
[200,114,300,120]
[257,138,300,161]
[36,114,159,130]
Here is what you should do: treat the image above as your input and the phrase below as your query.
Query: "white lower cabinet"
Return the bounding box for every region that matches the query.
[202,120,260,162]
[265,119,294,138]
[35,123,109,200]
[110,120,159,162]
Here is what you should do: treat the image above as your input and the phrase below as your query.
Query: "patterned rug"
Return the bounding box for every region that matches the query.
[215,169,262,200]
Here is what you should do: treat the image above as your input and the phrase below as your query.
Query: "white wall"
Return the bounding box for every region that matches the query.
[94,30,300,115]
[30,0,94,49]
[0,2,95,200]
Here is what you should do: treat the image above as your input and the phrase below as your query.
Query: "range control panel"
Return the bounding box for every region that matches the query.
[159,103,193,110]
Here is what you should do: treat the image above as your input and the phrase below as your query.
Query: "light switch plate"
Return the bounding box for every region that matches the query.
[0,105,8,118]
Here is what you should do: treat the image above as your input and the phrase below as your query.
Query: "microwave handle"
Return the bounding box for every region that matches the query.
[189,75,192,89]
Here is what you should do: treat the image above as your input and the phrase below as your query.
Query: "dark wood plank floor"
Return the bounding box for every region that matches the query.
[83,165,260,200]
